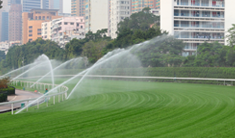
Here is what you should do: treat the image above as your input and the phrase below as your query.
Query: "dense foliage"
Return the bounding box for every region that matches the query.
[0,92,7,102]
[184,41,235,67]
[3,38,66,70]
[0,77,10,88]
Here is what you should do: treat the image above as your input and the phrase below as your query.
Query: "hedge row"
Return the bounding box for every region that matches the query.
[90,67,235,79]
[0,86,15,95]
[0,92,7,102]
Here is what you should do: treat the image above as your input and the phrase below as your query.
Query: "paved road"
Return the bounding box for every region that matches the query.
[0,89,42,112]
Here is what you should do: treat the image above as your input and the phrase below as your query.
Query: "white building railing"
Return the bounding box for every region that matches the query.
[0,80,69,115]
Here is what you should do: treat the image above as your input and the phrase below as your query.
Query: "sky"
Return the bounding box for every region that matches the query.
[63,0,71,13]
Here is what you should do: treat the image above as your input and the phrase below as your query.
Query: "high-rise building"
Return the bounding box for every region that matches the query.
[71,0,85,16]
[0,0,10,42]
[9,1,22,41]
[109,0,131,38]
[49,0,63,13]
[22,9,61,44]
[1,12,9,42]
[22,0,41,12]
[131,0,160,13]
[85,0,109,33]
[161,0,234,56]
[41,0,49,9]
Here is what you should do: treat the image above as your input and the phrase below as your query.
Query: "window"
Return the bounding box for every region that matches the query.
[70,22,74,25]
[29,26,33,29]
[64,22,68,25]
[29,34,32,37]
[29,30,32,33]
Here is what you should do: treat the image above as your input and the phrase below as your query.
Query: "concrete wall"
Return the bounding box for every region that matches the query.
[225,0,235,45]
[89,0,109,33]
[160,0,174,35]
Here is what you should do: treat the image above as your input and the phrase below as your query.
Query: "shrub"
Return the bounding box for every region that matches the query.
[0,92,7,102]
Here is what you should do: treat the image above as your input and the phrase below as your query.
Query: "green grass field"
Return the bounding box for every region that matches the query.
[1,79,235,138]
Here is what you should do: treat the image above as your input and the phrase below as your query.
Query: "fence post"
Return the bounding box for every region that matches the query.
[65,92,67,99]
[27,101,29,111]
[11,103,14,115]
[46,97,48,107]
[224,80,225,86]
[37,100,39,109]
[58,95,60,103]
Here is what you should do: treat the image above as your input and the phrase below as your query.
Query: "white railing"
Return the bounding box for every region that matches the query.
[1,75,234,114]
[0,80,69,114]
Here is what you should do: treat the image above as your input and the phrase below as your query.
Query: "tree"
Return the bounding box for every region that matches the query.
[117,7,159,34]
[226,24,235,46]
[194,42,223,67]
[82,40,109,63]
[135,36,185,67]
[65,38,86,59]
[85,29,111,42]
[3,38,66,70]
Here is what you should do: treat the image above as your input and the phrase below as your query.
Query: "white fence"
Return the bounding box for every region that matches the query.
[0,80,69,114]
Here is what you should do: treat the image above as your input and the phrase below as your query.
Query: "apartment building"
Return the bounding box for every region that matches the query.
[71,0,85,16]
[22,9,61,44]
[9,2,22,41]
[22,0,41,12]
[42,17,85,47]
[41,21,52,40]
[1,12,9,42]
[161,0,234,56]
[85,0,109,33]
[110,0,131,38]
[49,0,63,13]
[131,0,160,13]
[0,0,10,42]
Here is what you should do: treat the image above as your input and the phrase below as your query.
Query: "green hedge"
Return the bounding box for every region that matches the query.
[91,67,235,79]
[0,92,7,102]
[0,86,15,95]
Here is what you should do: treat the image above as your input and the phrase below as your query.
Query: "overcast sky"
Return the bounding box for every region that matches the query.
[63,0,71,13]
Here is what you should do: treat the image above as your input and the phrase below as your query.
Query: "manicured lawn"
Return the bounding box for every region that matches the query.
[1,80,235,138]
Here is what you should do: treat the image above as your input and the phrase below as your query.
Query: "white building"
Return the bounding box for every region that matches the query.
[161,0,234,56]
[0,41,21,54]
[85,0,109,34]
[110,0,131,39]
[42,17,85,48]
[42,21,52,40]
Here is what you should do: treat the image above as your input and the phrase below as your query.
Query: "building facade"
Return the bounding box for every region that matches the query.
[22,0,41,12]
[0,0,10,42]
[131,0,160,13]
[9,3,22,41]
[110,0,131,38]
[160,0,234,56]
[85,0,109,33]
[71,0,85,16]
[41,21,52,40]
[1,12,9,42]
[22,9,61,44]
[49,0,63,13]
[49,17,85,47]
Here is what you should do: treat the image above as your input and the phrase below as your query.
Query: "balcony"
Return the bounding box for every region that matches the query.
[174,24,224,29]
[174,13,224,19]
[175,2,224,8]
